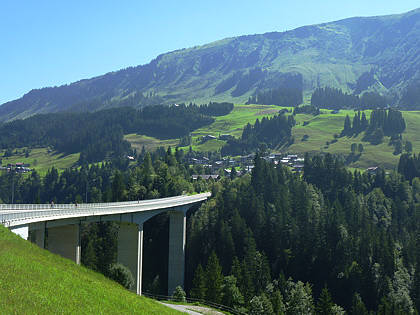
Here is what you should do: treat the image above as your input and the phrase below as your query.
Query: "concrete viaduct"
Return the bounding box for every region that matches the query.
[0,192,211,296]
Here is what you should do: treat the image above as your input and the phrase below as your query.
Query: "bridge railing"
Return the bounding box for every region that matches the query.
[0,193,211,227]
[0,194,192,211]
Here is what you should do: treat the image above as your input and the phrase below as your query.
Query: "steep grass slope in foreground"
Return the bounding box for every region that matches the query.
[0,225,182,314]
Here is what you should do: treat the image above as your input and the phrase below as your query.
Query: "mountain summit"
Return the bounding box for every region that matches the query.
[1,8,419,121]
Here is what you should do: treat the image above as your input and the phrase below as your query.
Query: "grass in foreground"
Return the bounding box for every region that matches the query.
[0,225,182,314]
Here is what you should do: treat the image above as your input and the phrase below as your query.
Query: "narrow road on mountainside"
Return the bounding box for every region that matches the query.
[160,302,225,315]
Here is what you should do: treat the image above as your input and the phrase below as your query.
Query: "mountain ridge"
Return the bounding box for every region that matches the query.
[1,8,419,122]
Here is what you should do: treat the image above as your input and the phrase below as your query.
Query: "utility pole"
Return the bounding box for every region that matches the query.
[11,171,14,204]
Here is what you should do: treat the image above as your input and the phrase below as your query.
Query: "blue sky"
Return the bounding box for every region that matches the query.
[0,1,418,105]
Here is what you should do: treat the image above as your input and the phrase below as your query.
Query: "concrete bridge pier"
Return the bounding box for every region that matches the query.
[117,222,143,295]
[47,224,81,265]
[29,222,46,249]
[168,210,187,296]
[117,207,188,296]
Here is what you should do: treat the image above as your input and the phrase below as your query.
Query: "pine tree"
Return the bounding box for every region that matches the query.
[111,170,126,201]
[350,293,368,315]
[190,264,207,300]
[316,286,334,315]
[221,275,244,308]
[361,112,368,131]
[205,252,224,303]
[352,112,361,134]
[342,115,352,136]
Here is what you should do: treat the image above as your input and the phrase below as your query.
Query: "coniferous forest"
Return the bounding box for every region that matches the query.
[1,147,420,314]
[186,153,420,314]
[311,87,389,110]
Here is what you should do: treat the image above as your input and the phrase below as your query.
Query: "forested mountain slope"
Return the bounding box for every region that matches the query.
[0,8,419,121]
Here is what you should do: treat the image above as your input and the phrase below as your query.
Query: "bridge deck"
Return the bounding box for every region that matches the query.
[0,192,210,227]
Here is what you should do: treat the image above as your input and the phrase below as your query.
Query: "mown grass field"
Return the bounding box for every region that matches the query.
[180,104,285,152]
[0,225,182,314]
[0,148,79,175]
[124,134,179,153]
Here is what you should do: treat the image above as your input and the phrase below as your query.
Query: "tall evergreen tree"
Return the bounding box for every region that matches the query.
[190,264,207,300]
[316,286,334,315]
[205,252,224,304]
[342,115,352,136]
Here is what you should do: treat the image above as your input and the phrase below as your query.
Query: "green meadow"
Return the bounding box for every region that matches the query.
[125,104,420,171]
[0,148,79,175]
[289,109,420,170]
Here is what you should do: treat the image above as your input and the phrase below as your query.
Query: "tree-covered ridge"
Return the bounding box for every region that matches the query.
[0,102,232,163]
[311,87,389,110]
[221,113,295,156]
[186,153,420,314]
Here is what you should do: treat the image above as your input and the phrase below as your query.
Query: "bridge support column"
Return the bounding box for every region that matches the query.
[118,222,143,295]
[30,222,46,248]
[47,224,81,264]
[168,211,186,296]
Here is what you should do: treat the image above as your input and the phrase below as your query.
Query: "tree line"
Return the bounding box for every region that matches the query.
[221,114,295,156]
[341,109,406,146]
[311,87,389,109]
[246,86,302,107]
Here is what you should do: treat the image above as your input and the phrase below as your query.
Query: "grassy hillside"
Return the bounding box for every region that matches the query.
[0,225,182,314]
[124,134,179,153]
[0,148,79,175]
[183,104,284,152]
[288,109,420,170]
[126,104,419,171]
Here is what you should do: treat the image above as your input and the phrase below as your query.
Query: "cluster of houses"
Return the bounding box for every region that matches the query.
[201,134,234,143]
[190,153,305,180]
[0,162,32,173]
